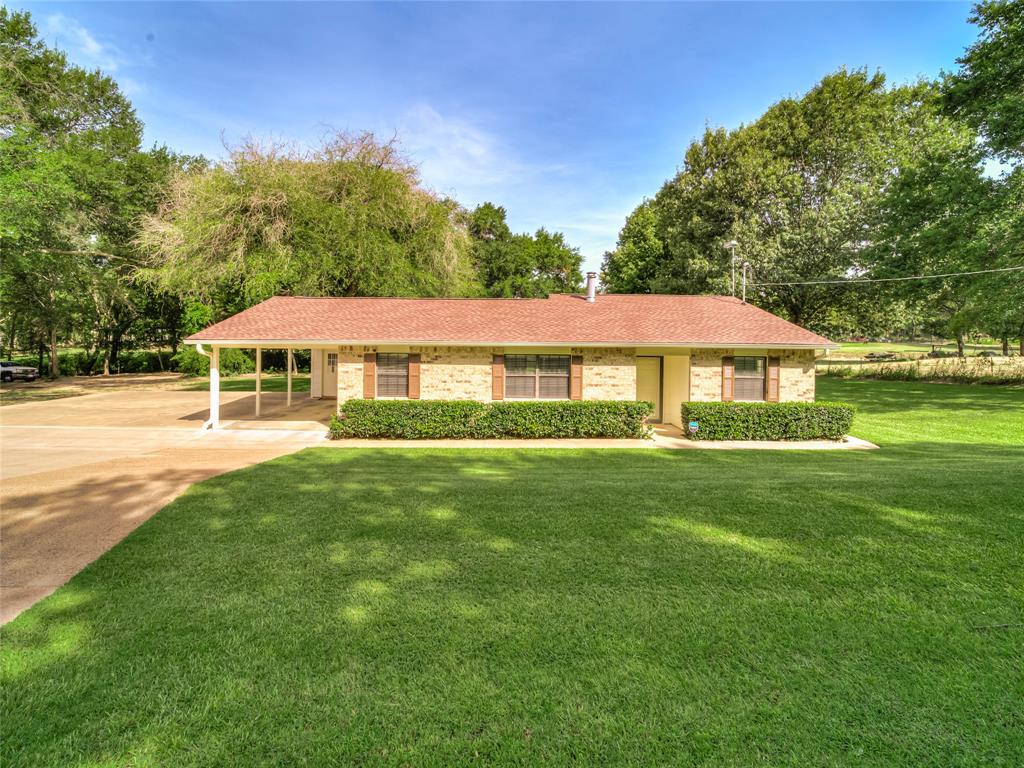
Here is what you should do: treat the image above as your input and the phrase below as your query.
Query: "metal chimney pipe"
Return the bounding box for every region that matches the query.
[586,272,597,303]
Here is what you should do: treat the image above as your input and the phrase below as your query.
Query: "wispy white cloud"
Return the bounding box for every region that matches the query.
[119,77,147,97]
[43,13,129,73]
[390,103,638,272]
[397,104,569,196]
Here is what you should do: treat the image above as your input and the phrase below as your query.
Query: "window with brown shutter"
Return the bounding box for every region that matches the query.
[505,354,570,399]
[734,356,766,401]
[376,353,409,398]
[766,356,780,402]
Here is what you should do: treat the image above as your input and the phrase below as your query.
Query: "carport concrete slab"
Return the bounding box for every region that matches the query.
[1,390,329,624]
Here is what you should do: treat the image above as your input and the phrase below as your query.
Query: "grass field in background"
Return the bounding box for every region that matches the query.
[181,374,311,392]
[2,378,1022,766]
[830,340,1003,358]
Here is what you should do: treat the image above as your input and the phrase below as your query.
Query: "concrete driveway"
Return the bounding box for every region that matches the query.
[0,390,331,624]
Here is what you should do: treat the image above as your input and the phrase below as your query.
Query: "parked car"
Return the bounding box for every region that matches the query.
[0,361,39,382]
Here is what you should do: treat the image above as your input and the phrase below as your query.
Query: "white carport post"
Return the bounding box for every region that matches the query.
[205,344,220,429]
[255,346,262,417]
[286,348,294,407]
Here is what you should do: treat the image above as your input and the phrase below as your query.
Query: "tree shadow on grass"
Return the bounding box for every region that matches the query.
[1,446,1022,765]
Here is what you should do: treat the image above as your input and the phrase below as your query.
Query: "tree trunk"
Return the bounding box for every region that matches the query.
[1002,335,1009,356]
[1019,337,1023,357]
[48,327,60,378]
[110,330,123,372]
[37,341,44,371]
[102,331,111,376]
[955,331,965,358]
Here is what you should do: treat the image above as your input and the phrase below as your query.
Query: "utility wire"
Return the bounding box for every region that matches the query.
[750,264,1024,287]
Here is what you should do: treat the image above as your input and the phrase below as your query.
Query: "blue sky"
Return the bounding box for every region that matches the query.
[20,1,977,273]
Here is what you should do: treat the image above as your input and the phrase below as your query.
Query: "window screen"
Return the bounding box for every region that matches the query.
[734,356,766,401]
[504,355,569,399]
[376,353,409,398]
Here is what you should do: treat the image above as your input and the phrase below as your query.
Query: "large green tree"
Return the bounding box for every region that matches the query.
[941,0,1024,354]
[603,71,978,336]
[467,203,582,298]
[1,9,179,375]
[139,134,479,309]
[599,200,662,294]
[943,0,1024,161]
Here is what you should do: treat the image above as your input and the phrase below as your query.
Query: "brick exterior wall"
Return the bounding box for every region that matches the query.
[414,346,496,401]
[778,349,816,401]
[688,348,816,402]
[336,347,364,402]
[576,347,637,400]
[331,346,638,402]
[328,346,815,404]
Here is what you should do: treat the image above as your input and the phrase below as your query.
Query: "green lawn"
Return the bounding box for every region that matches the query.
[181,373,311,392]
[831,340,1002,358]
[2,379,1022,766]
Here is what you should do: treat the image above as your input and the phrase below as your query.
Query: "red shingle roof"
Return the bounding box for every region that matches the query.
[186,294,836,348]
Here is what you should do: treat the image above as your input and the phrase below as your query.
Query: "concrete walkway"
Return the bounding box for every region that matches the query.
[320,425,877,450]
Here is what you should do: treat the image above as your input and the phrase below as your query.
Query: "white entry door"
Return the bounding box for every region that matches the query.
[636,356,662,422]
[322,351,338,398]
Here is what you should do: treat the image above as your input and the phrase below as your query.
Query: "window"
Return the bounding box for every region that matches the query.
[376,353,409,397]
[505,354,570,399]
[326,353,337,373]
[734,356,766,401]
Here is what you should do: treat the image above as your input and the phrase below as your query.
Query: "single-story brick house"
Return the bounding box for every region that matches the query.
[186,275,836,429]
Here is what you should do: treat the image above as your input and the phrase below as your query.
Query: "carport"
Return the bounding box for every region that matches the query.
[196,343,314,430]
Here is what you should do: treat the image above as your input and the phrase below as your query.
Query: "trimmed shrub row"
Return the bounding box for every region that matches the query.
[329,399,654,440]
[680,401,855,441]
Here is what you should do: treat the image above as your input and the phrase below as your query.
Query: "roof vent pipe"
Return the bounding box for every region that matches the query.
[585,272,597,303]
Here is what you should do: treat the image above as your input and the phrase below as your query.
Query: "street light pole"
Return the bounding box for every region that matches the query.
[724,240,739,296]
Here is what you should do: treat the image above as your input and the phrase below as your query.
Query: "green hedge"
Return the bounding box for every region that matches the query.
[172,347,255,377]
[680,401,855,441]
[329,399,654,440]
[8,350,175,376]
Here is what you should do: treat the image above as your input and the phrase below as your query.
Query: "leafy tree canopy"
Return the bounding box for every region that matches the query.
[139,134,481,307]
[467,203,582,298]
[943,0,1024,161]
[604,70,978,333]
[1,8,179,374]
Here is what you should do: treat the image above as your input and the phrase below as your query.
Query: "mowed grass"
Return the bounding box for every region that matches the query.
[2,380,1022,766]
[181,373,311,392]
[833,340,1001,358]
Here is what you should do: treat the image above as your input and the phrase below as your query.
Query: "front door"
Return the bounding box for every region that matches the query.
[322,351,338,398]
[636,356,663,422]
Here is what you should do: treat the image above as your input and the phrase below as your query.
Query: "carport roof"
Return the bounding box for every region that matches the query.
[185,294,837,349]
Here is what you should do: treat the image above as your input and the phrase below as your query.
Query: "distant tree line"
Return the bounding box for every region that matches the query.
[602,1,1023,355]
[0,9,582,376]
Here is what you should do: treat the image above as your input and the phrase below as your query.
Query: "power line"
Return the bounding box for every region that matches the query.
[750,264,1024,287]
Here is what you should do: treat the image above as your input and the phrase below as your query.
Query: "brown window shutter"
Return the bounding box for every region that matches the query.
[492,354,504,400]
[721,356,735,402]
[570,355,583,400]
[766,356,780,402]
[408,353,421,399]
[363,352,376,399]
